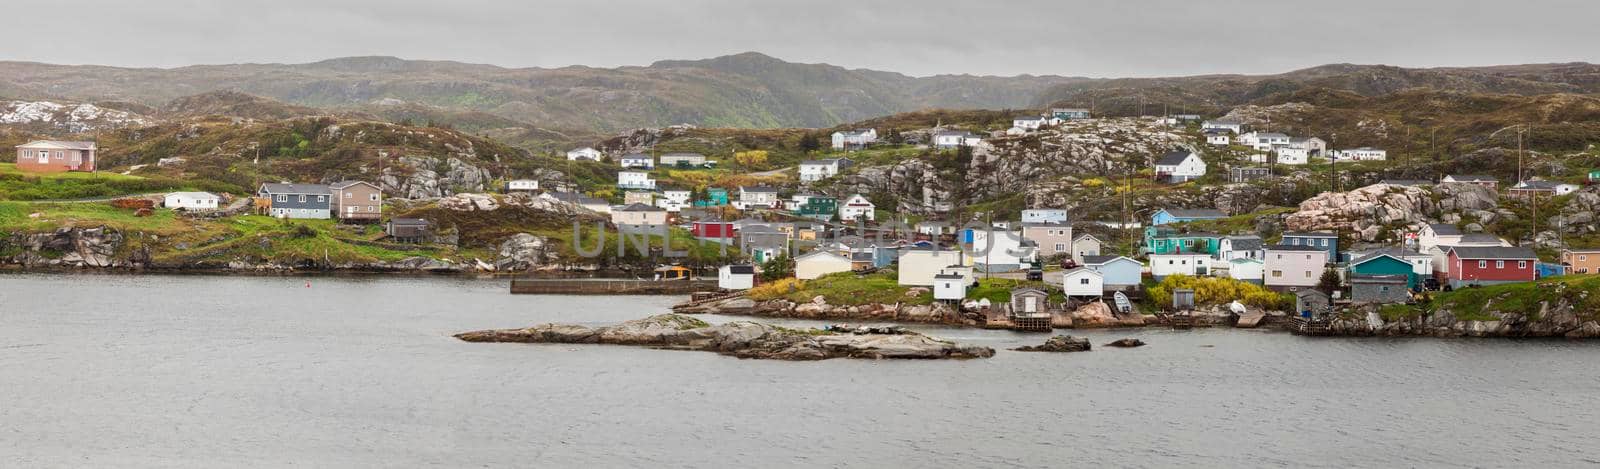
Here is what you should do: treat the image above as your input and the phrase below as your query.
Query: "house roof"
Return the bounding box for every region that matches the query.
[1282,231,1336,238]
[1160,208,1227,219]
[1350,274,1408,284]
[1081,255,1138,266]
[1351,247,1424,263]
[1014,116,1046,121]
[1448,246,1536,260]
[1459,233,1504,244]
[934,273,965,280]
[1265,244,1325,252]
[740,224,781,234]
[330,180,378,190]
[1224,235,1262,251]
[724,265,755,274]
[1062,267,1101,278]
[1155,150,1196,166]
[19,140,95,150]
[796,250,851,262]
[850,252,874,262]
[259,183,330,194]
[389,217,430,226]
[1011,287,1048,297]
[1204,118,1242,124]
[616,203,665,212]
[165,191,219,199]
[1381,179,1432,186]
[740,185,779,193]
[834,129,874,137]
[1427,224,1462,236]
[1445,174,1496,183]
[1350,252,1409,266]
[935,130,976,138]
[1073,233,1100,243]
[1230,257,1264,264]
[661,152,704,158]
[1514,180,1572,190]
[620,153,652,160]
[1253,132,1289,138]
[1203,129,1231,135]
[800,158,849,166]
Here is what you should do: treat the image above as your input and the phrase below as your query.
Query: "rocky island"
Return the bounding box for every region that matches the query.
[454,314,995,360]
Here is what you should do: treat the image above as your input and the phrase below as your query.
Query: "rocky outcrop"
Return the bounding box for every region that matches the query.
[678,296,976,325]
[1013,335,1091,352]
[496,233,555,271]
[1324,298,1600,339]
[1068,301,1120,328]
[1104,338,1146,348]
[1285,183,1498,241]
[454,314,995,360]
[381,155,494,199]
[2,227,139,268]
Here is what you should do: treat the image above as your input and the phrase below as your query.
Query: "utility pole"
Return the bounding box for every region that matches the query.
[1517,124,1526,184]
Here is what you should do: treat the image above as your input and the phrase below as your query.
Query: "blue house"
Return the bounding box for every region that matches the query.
[1348,252,1417,289]
[1150,208,1227,226]
[1281,231,1339,261]
[1081,255,1144,289]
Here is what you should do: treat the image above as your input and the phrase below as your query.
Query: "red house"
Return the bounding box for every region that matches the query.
[1447,246,1537,289]
[691,220,735,243]
[15,140,97,173]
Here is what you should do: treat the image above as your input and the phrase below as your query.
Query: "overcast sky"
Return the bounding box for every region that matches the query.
[8,0,1597,77]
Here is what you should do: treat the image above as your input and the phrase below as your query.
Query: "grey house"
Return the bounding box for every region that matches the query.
[1350,274,1410,304]
[258,183,332,219]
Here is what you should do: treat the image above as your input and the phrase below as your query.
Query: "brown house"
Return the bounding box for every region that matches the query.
[330,181,381,222]
[15,140,96,173]
[1561,249,1600,275]
[385,218,433,243]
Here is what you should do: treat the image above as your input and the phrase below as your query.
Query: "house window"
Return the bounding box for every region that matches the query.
[370,194,379,201]
[368,205,376,212]
[276,195,286,203]
[1079,278,1089,285]
[1290,238,1299,245]
[1496,261,1505,269]
[1054,243,1065,251]
[1272,270,1282,277]
[1479,260,1488,268]
[54,151,63,160]
[344,192,352,199]
[299,195,307,203]
[1320,239,1328,247]
[1305,271,1314,278]
[1582,255,1590,262]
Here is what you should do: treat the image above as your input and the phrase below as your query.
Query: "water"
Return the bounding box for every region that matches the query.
[2,274,1599,468]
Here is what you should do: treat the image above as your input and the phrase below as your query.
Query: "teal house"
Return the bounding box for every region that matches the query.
[794,195,837,221]
[1348,252,1417,289]
[1144,227,1222,255]
[694,188,730,207]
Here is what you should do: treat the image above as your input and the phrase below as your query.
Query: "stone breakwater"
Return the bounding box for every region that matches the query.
[1319,304,1600,339]
[673,296,978,326]
[454,314,995,360]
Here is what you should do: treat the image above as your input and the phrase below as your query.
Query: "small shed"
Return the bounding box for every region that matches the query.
[385,218,432,243]
[933,270,967,302]
[1295,290,1331,317]
[654,265,693,281]
[1171,288,1196,310]
[1062,267,1104,297]
[1010,287,1049,314]
[1349,274,1409,304]
[718,264,756,290]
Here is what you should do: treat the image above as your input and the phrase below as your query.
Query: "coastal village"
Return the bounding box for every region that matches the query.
[11,104,1600,338]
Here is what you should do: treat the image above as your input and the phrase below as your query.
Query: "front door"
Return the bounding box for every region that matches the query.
[1024,296,1037,313]
[37,151,48,164]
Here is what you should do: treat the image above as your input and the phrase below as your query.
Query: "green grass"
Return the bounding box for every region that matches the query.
[1428,275,1600,322]
[777,270,933,306]
[965,278,1065,303]
[0,163,245,201]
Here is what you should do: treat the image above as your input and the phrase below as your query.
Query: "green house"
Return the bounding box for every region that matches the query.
[1144,227,1222,255]
[1348,252,1417,289]
[794,196,837,221]
[1589,169,1600,183]
[694,188,730,207]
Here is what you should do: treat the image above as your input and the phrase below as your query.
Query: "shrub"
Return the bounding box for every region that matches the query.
[749,277,801,301]
[1147,274,1291,310]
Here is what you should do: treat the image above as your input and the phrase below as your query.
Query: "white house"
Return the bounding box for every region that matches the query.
[1021,209,1069,224]
[736,186,781,209]
[1218,235,1263,262]
[899,248,966,286]
[1062,267,1104,297]
[718,264,756,290]
[1288,137,1326,154]
[1239,132,1290,151]
[795,250,854,280]
[661,189,692,205]
[1417,223,1463,253]
[1273,146,1310,165]
[1202,118,1244,134]
[934,131,981,149]
[1072,234,1102,264]
[1082,255,1144,288]
[798,158,853,182]
[933,269,968,301]
[838,194,875,222]
[506,179,540,192]
[1012,116,1048,130]
[1228,258,1265,283]
[164,191,220,210]
[1051,108,1092,120]
[659,152,708,167]
[1205,130,1232,146]
[1335,147,1387,161]
[1154,150,1206,183]
[566,147,602,161]
[1150,253,1212,279]
[965,229,1037,272]
[1263,245,1329,290]
[617,171,656,189]
[619,153,655,169]
[831,129,877,150]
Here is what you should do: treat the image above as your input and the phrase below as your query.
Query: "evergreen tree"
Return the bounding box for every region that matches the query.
[759,254,794,282]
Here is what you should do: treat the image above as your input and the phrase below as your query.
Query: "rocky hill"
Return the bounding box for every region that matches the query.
[0,53,1074,133]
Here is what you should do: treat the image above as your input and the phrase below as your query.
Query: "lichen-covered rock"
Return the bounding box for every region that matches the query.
[1069,301,1119,328]
[495,233,553,271]
[1013,335,1091,352]
[455,314,994,360]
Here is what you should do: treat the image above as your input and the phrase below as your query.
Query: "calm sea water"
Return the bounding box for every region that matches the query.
[2,274,1598,468]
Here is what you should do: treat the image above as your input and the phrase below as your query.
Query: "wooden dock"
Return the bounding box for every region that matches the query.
[510,278,717,295]
[1288,316,1334,336]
